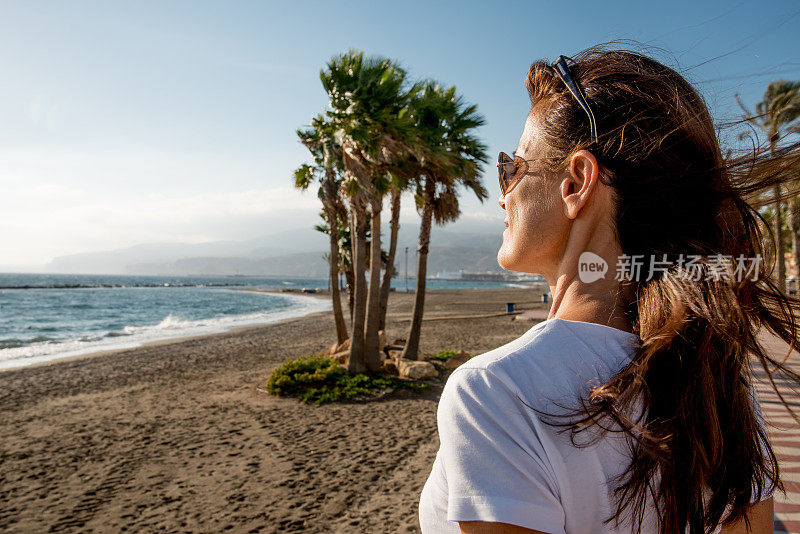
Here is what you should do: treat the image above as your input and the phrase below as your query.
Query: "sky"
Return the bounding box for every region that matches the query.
[1,0,799,270]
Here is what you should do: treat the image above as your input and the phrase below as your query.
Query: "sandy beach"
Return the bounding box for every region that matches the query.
[2,286,798,533]
[0,288,547,533]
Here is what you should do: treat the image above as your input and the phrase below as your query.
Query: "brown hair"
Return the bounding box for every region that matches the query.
[525,46,800,532]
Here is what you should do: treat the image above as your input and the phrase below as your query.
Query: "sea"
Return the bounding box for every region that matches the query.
[0,273,533,370]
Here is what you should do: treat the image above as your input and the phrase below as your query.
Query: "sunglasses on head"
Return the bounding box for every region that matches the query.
[497,55,599,196]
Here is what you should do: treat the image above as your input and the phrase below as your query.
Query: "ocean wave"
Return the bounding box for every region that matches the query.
[0,293,331,371]
[0,336,56,349]
[104,331,133,338]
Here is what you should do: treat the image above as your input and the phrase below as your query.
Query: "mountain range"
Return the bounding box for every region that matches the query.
[44,219,508,277]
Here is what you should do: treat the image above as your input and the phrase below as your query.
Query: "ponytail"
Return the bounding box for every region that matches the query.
[526,45,800,533]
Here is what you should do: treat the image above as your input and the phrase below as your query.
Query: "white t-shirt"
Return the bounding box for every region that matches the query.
[418,317,771,533]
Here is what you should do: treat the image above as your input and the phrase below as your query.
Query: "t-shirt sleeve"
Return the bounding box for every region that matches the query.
[437,367,566,533]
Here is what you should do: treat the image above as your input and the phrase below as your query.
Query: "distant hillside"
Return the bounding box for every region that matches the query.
[127,252,328,278]
[45,220,506,276]
[124,245,503,278]
[45,229,329,274]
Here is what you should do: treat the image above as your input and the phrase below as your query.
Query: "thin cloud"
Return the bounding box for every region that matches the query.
[1,183,320,265]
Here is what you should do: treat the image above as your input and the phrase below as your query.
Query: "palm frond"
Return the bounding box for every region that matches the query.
[293,164,315,190]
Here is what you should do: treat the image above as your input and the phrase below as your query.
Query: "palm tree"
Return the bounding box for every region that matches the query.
[295,114,349,345]
[376,157,430,332]
[737,81,800,290]
[321,49,418,373]
[318,196,381,337]
[327,206,384,326]
[378,182,404,332]
[400,81,489,361]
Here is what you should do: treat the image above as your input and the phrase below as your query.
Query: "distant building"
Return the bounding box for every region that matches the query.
[429,270,547,283]
[459,272,507,282]
[431,271,462,279]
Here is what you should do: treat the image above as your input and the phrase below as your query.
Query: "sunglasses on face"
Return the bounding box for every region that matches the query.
[497,152,538,196]
[498,55,599,197]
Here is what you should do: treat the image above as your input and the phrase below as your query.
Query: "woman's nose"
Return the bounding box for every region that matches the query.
[498,195,506,210]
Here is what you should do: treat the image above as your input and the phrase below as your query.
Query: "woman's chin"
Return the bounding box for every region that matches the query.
[497,246,517,271]
[498,242,538,274]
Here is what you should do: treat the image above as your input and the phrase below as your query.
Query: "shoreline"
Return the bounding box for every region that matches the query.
[1,287,547,375]
[1,308,336,375]
[0,290,332,373]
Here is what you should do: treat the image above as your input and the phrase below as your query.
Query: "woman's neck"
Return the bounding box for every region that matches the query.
[547,273,634,334]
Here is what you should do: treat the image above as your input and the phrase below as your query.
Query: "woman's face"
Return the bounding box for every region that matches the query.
[497,111,570,276]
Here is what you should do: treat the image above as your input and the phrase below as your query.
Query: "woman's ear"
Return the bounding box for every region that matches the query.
[562,150,600,219]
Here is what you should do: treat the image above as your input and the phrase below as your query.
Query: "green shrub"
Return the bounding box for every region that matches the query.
[427,349,461,362]
[266,354,429,405]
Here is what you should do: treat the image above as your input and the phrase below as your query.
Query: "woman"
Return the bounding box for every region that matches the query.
[419,47,800,533]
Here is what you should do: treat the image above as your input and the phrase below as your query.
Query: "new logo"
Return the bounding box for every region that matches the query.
[578,251,608,283]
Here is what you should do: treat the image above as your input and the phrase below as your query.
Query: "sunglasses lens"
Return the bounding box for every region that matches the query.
[498,152,516,193]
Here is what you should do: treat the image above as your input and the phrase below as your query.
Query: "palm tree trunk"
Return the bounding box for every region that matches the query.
[378,189,401,331]
[332,189,354,329]
[347,203,368,374]
[401,177,435,361]
[773,185,786,291]
[324,203,348,345]
[788,195,800,280]
[345,264,354,324]
[364,200,383,372]
[771,136,786,292]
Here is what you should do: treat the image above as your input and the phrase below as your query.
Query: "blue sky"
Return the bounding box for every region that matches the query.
[1,0,799,268]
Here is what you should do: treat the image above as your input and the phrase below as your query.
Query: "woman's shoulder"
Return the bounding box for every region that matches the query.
[444,318,638,413]
[454,318,565,373]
